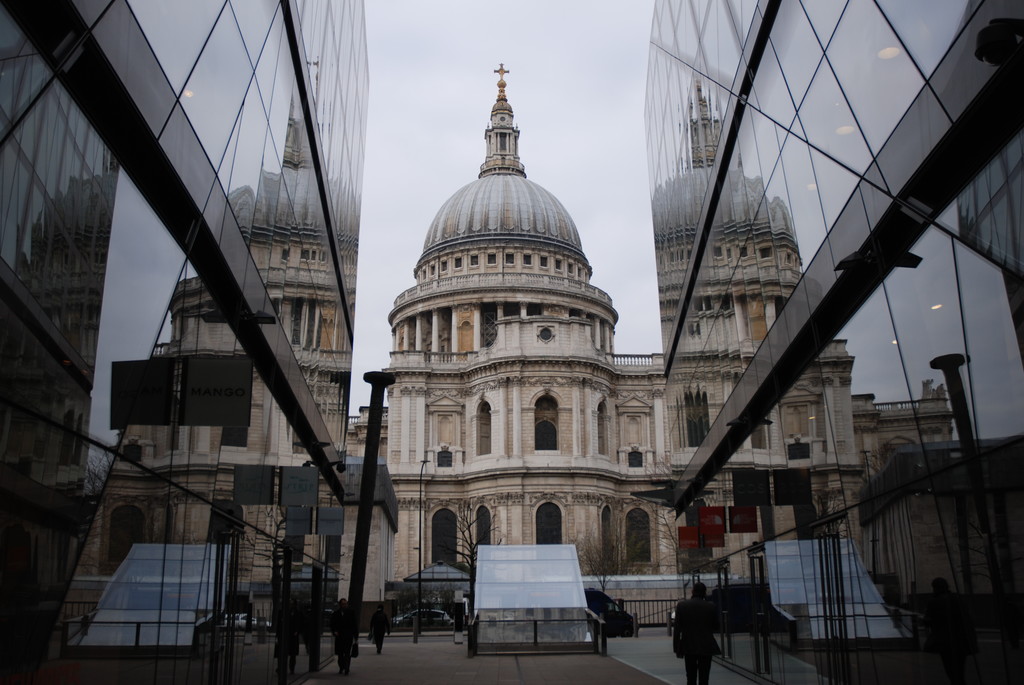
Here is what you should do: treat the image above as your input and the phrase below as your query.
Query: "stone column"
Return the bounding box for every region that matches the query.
[432,309,440,352]
[571,382,581,457]
[473,306,482,351]
[400,388,412,464]
[653,388,666,457]
[512,381,522,458]
[414,314,423,351]
[451,308,459,353]
[495,380,507,457]
[414,388,426,464]
[735,298,750,343]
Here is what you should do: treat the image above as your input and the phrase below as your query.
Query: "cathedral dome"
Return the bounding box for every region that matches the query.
[420,66,585,261]
[422,174,583,257]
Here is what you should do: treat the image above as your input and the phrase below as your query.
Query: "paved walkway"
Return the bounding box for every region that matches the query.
[299,633,759,684]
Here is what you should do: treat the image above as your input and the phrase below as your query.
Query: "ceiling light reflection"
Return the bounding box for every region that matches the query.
[835,125,856,136]
[183,89,194,98]
[877,47,901,59]
[931,304,943,310]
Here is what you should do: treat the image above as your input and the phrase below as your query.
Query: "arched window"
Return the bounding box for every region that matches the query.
[685,390,710,447]
[108,505,145,563]
[601,506,612,546]
[431,509,457,564]
[535,396,558,450]
[477,402,492,455]
[597,401,608,455]
[476,506,492,546]
[535,503,562,544]
[626,509,651,563]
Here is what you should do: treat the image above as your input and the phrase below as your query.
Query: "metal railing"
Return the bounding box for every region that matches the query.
[468,613,606,657]
[623,598,677,627]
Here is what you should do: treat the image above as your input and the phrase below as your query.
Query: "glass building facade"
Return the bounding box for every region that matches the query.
[647,0,1024,683]
[0,0,368,682]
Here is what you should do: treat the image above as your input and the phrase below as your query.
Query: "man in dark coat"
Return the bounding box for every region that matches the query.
[330,598,358,675]
[673,582,721,685]
[368,604,391,654]
[924,577,977,685]
[274,600,303,675]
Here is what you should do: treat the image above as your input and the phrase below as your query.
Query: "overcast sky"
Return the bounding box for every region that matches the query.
[349,1,661,408]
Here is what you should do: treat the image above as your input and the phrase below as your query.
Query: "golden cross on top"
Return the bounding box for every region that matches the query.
[494,63,509,81]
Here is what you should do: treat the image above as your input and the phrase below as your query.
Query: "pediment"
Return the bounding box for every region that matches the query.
[427,394,463,408]
[617,395,652,409]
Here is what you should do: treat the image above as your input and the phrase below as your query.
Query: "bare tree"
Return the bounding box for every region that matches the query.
[439,500,502,617]
[576,525,640,591]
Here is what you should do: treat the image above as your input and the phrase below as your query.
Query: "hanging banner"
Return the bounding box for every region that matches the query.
[110,358,175,428]
[699,506,726,548]
[732,469,771,506]
[233,464,275,505]
[317,507,345,535]
[773,469,813,506]
[729,506,758,533]
[699,506,725,532]
[286,506,312,535]
[179,357,253,426]
[701,529,725,548]
[678,526,700,549]
[280,466,318,506]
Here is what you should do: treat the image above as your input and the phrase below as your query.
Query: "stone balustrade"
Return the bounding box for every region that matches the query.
[393,272,614,307]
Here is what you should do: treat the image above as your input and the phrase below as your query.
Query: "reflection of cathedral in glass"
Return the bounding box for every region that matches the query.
[647,0,1024,682]
[0,0,369,680]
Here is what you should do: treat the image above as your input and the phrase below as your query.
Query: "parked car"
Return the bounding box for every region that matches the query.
[392,609,453,628]
[585,589,635,637]
[223,613,270,631]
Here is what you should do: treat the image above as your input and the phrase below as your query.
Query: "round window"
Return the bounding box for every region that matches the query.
[539,327,553,342]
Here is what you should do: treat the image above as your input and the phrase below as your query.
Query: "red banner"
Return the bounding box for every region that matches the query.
[699,506,726,532]
[729,506,758,533]
[701,529,725,548]
[678,526,699,549]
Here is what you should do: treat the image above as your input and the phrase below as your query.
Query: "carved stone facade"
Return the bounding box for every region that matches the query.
[377,75,674,581]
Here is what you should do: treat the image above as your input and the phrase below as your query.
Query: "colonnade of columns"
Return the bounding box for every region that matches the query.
[391,301,616,354]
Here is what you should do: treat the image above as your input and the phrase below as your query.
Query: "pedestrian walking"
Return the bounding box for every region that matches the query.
[923,577,977,685]
[274,599,303,675]
[673,582,721,685]
[368,604,391,654]
[330,598,358,675]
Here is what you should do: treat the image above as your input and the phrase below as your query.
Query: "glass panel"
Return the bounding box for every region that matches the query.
[875,0,970,78]
[767,0,822,112]
[797,61,873,174]
[950,125,1024,278]
[771,133,827,270]
[127,0,223,92]
[181,9,254,169]
[826,0,924,154]
[799,0,846,49]
[228,0,278,66]
[0,4,51,141]
[954,241,1024,442]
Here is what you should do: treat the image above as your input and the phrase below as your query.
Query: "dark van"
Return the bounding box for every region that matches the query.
[584,588,635,637]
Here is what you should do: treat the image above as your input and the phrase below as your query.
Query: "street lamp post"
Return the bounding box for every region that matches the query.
[414,457,429,644]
